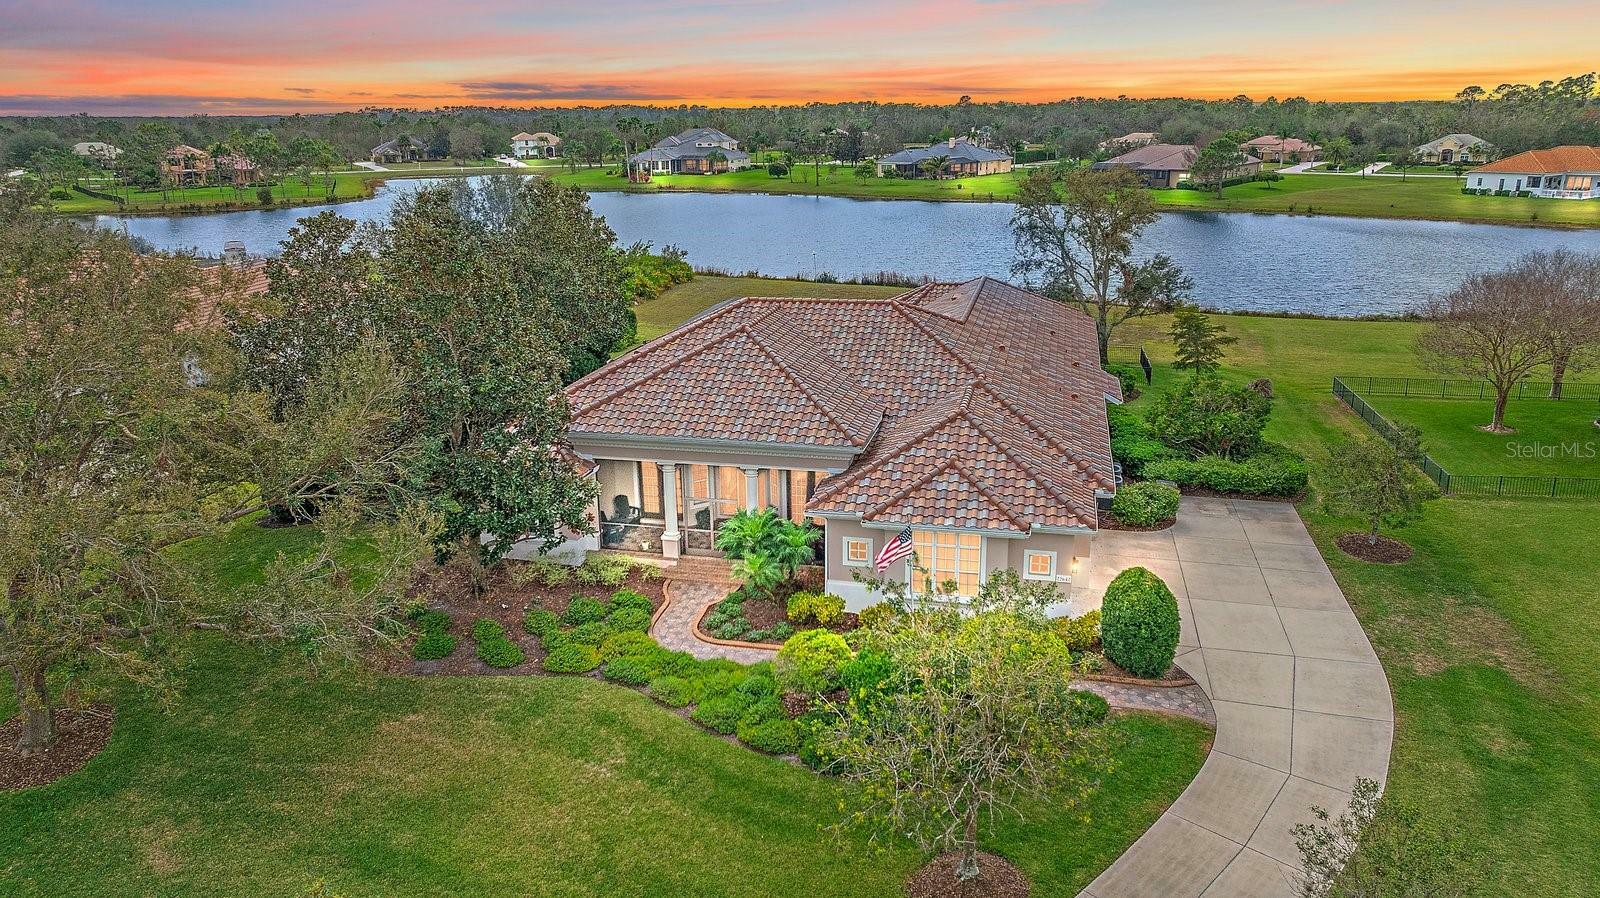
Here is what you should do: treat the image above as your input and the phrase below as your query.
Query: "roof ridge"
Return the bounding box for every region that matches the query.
[572,324,749,416]
[951,403,1084,513]
[970,379,1098,482]
[739,323,873,447]
[863,458,1027,531]
[565,296,753,397]
[808,402,968,504]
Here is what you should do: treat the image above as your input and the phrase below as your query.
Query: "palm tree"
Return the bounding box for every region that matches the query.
[770,524,819,578]
[919,154,950,180]
[705,148,728,174]
[733,553,785,600]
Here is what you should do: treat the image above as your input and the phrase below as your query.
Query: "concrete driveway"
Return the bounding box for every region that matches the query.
[1072,497,1394,898]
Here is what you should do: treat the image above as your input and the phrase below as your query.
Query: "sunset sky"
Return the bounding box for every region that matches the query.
[1,0,1593,115]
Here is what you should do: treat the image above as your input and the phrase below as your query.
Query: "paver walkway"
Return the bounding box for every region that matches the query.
[1072,497,1393,898]
[651,580,778,664]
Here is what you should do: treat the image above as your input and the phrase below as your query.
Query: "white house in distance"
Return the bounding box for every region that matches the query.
[71,141,122,163]
[512,132,561,159]
[1466,146,1600,199]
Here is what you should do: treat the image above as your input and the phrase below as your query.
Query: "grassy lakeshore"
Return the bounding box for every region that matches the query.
[633,276,1600,896]
[51,166,515,215]
[550,166,1600,228]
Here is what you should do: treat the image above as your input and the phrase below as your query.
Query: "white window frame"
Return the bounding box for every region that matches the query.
[1023,549,1058,581]
[905,530,986,598]
[843,537,873,567]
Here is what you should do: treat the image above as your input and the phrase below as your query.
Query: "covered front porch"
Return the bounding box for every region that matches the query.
[593,458,831,559]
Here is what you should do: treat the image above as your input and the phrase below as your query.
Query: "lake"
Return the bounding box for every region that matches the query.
[95,177,1600,317]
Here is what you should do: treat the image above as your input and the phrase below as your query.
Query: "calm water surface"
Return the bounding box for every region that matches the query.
[96,177,1600,317]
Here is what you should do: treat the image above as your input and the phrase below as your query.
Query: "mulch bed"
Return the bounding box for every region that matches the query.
[697,593,860,647]
[0,705,114,792]
[1086,651,1195,687]
[906,852,1030,898]
[1098,511,1175,532]
[1336,533,1414,564]
[384,559,667,677]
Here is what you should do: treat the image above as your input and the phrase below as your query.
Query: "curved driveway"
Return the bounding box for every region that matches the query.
[1072,497,1394,898]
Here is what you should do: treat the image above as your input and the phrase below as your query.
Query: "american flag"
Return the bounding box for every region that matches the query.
[874,526,915,572]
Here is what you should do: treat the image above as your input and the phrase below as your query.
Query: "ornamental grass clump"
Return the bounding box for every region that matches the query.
[1099,567,1180,678]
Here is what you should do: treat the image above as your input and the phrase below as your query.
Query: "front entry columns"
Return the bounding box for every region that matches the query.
[743,467,761,511]
[660,463,682,559]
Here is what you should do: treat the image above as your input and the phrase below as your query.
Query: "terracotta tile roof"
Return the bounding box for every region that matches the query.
[1471,146,1600,174]
[180,260,269,331]
[565,277,1119,533]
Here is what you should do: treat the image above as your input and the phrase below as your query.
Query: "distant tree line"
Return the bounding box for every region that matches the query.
[5,72,1596,173]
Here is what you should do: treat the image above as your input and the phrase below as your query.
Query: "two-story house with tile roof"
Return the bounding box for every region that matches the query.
[530,277,1122,613]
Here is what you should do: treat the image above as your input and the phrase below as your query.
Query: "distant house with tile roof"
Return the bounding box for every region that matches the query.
[1414,134,1493,165]
[71,141,122,163]
[512,131,561,159]
[1092,143,1261,189]
[533,277,1121,614]
[876,138,1013,178]
[370,135,437,165]
[160,145,212,186]
[1466,146,1600,199]
[627,127,750,176]
[1241,135,1321,164]
[1097,132,1159,152]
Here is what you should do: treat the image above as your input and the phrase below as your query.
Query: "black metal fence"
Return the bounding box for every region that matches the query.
[1332,376,1600,500]
[1334,375,1600,402]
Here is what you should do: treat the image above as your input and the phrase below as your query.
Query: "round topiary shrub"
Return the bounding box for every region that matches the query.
[567,621,610,646]
[413,631,457,660]
[1100,567,1181,679]
[736,717,801,755]
[610,589,654,614]
[562,596,609,626]
[471,618,507,642]
[541,643,600,673]
[602,655,656,686]
[598,630,657,661]
[475,635,525,669]
[775,629,853,695]
[647,675,701,707]
[1111,482,1181,527]
[691,692,754,734]
[605,607,653,634]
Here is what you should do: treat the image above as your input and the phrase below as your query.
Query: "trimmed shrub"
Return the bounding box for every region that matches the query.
[692,692,755,734]
[567,621,611,646]
[1069,690,1111,724]
[647,676,701,707]
[786,591,846,626]
[605,607,653,633]
[737,717,801,754]
[541,643,601,673]
[602,655,656,686]
[1145,443,1308,497]
[471,618,506,642]
[1056,609,1102,653]
[1111,482,1180,527]
[857,602,895,630]
[562,596,609,626]
[1109,404,1179,477]
[653,649,703,679]
[1100,567,1181,679]
[610,589,654,614]
[745,621,796,643]
[735,671,779,699]
[512,558,572,588]
[838,648,897,697]
[412,609,452,634]
[739,695,786,728]
[1146,375,1271,460]
[522,608,561,640]
[575,554,632,587]
[1104,363,1142,396]
[413,631,457,660]
[475,635,525,669]
[598,630,657,661]
[775,629,853,695]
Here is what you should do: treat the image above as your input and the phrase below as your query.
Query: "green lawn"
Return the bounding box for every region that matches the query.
[1366,396,1600,477]
[548,166,1600,228]
[51,168,504,215]
[637,278,1600,894]
[1,512,1210,897]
